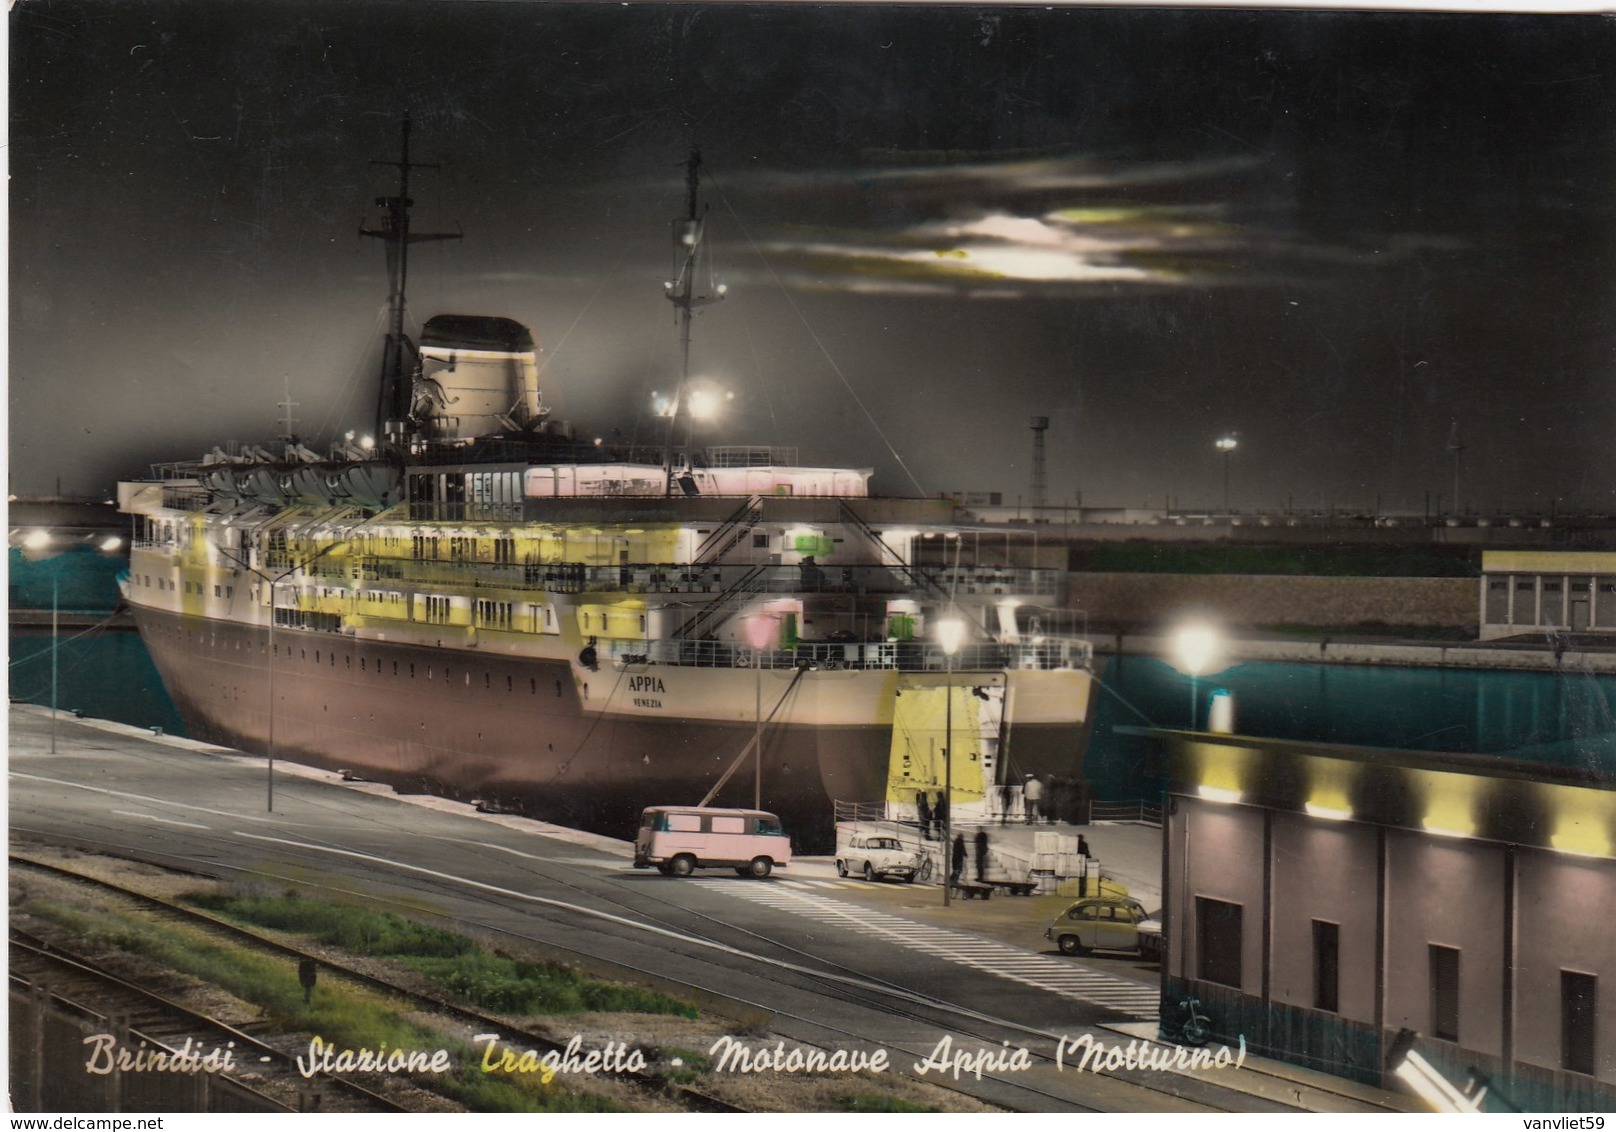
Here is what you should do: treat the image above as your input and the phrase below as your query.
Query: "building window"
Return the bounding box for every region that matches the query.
[1430,945,1461,1041]
[1562,970,1597,1076]
[1313,920,1340,1014]
[1195,897,1243,989]
[753,532,769,548]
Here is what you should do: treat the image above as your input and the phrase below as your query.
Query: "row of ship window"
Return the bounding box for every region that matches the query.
[156,622,568,695]
[135,575,235,600]
[140,574,577,634]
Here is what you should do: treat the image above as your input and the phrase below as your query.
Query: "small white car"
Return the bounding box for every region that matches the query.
[836,835,918,882]
[1045,897,1163,958]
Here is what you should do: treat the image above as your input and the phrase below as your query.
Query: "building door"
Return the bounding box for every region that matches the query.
[1572,598,1590,630]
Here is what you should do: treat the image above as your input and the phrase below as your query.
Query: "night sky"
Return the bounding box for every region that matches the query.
[10,3,1615,514]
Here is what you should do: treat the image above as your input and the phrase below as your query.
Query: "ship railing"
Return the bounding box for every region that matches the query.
[623,641,802,671]
[149,460,210,482]
[344,556,931,598]
[159,485,214,512]
[930,566,1063,597]
[618,636,1089,672]
[705,445,799,467]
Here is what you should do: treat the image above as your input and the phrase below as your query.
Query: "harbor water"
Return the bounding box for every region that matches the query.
[1084,653,1616,802]
[11,623,1614,804]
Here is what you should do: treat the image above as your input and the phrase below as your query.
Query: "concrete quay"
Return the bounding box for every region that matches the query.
[1084,628,1616,673]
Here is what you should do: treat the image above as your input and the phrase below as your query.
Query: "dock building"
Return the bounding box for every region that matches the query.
[1160,729,1615,1111]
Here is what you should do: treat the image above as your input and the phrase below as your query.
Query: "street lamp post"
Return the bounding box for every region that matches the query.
[741,609,783,811]
[1173,623,1222,730]
[18,528,127,755]
[267,578,280,813]
[19,530,61,753]
[50,576,59,755]
[754,642,762,811]
[1215,435,1239,514]
[935,616,966,907]
[223,534,354,812]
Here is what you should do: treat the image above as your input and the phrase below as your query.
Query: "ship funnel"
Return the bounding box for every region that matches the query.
[413,315,545,441]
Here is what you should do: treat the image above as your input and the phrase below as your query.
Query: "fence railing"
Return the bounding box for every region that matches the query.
[1090,799,1163,826]
[833,800,892,824]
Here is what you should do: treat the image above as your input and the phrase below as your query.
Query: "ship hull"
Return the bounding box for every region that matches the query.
[133,605,1088,852]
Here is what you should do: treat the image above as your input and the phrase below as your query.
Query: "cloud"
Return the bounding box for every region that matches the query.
[715,151,1457,298]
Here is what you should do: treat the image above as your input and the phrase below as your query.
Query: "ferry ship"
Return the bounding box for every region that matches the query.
[116,125,1093,849]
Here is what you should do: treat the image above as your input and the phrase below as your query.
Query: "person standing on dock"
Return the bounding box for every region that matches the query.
[974,828,989,882]
[1023,774,1043,824]
[916,791,934,840]
[951,834,966,885]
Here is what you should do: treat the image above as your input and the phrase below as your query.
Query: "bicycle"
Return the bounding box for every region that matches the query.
[1159,995,1211,1046]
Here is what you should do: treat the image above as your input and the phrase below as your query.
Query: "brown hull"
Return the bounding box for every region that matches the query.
[134,606,1086,851]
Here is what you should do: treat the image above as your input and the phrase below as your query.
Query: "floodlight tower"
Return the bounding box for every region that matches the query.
[1029,416,1049,511]
[1446,419,1464,518]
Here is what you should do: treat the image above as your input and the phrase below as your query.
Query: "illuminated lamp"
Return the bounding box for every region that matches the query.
[1171,621,1225,728]
[1304,771,1354,822]
[1422,793,1476,839]
[1173,623,1221,675]
[1386,1030,1486,1113]
[1548,788,1615,858]
[1304,802,1352,822]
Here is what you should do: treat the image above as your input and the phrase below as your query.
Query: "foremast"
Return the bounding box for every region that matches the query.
[360,113,462,448]
[661,148,728,493]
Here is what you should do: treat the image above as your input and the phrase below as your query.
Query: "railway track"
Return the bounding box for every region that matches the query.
[10,852,745,1114]
[10,932,403,1112]
[6,834,1409,1119]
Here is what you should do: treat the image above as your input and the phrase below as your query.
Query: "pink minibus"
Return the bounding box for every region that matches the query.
[633,806,792,878]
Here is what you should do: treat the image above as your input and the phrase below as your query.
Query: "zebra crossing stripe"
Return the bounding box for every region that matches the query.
[703,879,1158,1019]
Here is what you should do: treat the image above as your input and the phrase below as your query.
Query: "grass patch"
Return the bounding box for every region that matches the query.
[653,1046,710,1085]
[408,951,695,1017]
[188,890,470,957]
[831,1093,935,1112]
[188,888,696,1018]
[20,896,622,1112]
